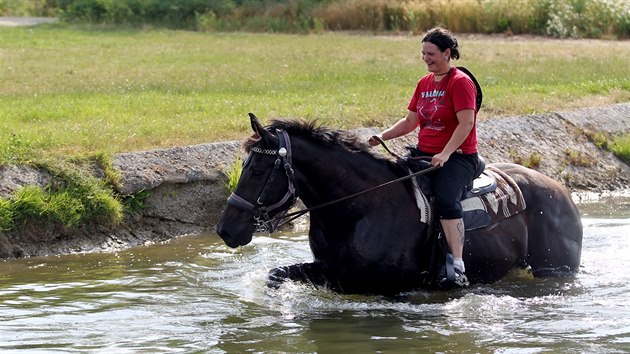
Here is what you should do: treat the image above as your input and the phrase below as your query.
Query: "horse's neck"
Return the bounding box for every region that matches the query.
[289,137,435,275]
[291,140,398,210]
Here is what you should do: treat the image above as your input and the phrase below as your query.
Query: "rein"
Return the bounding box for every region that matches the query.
[275,163,439,228]
[229,129,439,233]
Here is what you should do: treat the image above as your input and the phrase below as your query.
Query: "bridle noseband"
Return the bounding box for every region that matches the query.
[227,129,298,233]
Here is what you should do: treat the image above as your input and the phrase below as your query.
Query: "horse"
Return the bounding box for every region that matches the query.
[216,113,583,295]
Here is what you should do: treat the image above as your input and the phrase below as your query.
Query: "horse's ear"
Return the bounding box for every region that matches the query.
[249,113,262,134]
[248,112,275,144]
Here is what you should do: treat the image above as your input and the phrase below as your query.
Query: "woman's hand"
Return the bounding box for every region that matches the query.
[367,135,382,147]
[431,151,451,167]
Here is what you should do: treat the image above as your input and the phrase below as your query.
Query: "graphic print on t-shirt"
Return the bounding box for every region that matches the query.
[418,89,445,131]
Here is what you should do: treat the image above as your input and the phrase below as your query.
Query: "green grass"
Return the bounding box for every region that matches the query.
[0,197,13,231]
[226,156,243,193]
[1,24,629,231]
[2,25,629,163]
[3,174,123,230]
[612,133,630,164]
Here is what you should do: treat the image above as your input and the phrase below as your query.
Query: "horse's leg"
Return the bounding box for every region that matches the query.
[267,262,329,289]
[524,183,583,277]
[494,163,583,277]
[465,215,529,283]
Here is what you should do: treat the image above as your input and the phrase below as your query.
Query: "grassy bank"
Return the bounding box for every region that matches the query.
[1,24,630,231]
[2,25,630,162]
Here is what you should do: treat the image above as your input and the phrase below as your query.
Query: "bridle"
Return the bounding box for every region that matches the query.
[227,129,439,233]
[227,129,298,233]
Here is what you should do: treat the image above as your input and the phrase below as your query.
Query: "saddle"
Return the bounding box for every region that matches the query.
[404,152,526,231]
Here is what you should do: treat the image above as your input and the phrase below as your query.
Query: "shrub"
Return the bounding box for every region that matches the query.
[611,133,630,164]
[225,156,243,193]
[538,0,630,39]
[510,148,542,169]
[0,198,13,231]
[8,0,629,38]
[0,0,61,16]
[8,180,122,229]
[122,189,150,214]
[565,148,593,167]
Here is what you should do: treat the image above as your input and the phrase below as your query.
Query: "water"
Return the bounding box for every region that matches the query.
[1,195,629,353]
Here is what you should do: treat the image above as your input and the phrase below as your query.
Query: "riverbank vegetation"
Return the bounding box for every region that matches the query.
[2,0,629,39]
[0,155,122,231]
[613,135,630,164]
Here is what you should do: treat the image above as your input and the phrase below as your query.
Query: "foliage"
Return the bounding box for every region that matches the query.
[611,133,630,165]
[540,0,630,38]
[83,151,121,190]
[586,130,612,150]
[0,198,13,231]
[0,154,123,232]
[38,156,124,225]
[225,156,243,193]
[585,131,630,164]
[510,149,542,169]
[3,0,629,38]
[565,148,593,167]
[0,0,62,16]
[122,189,150,214]
[11,186,84,227]
[8,182,122,229]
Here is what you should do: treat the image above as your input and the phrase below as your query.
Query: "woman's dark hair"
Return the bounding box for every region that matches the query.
[422,27,460,60]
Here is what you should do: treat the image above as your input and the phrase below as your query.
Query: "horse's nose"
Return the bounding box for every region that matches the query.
[216,222,239,248]
[216,221,228,240]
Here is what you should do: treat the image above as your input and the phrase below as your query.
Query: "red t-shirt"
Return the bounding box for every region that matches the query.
[407,68,478,154]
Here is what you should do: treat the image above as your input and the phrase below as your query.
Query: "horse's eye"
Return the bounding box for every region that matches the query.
[250,167,266,176]
[247,159,269,176]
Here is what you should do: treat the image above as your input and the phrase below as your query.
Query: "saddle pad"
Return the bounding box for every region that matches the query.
[461,165,527,231]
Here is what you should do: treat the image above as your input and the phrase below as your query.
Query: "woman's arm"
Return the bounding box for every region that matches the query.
[368,110,418,146]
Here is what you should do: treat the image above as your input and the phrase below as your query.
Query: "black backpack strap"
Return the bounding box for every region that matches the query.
[457,66,483,113]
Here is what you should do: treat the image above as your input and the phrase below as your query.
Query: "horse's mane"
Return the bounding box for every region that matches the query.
[245,119,385,159]
[244,118,411,189]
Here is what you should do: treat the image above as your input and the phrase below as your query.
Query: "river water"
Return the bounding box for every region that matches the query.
[1,194,629,353]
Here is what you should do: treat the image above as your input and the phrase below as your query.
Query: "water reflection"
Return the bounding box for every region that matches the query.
[0,196,629,352]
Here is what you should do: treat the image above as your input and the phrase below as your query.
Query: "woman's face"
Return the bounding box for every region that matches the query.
[422,41,449,73]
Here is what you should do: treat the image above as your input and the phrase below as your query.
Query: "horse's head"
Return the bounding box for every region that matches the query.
[216,113,298,248]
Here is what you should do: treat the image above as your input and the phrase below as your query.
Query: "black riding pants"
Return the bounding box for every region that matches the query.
[420,151,479,220]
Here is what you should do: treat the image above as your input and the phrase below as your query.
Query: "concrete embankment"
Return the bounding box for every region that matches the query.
[1,103,629,258]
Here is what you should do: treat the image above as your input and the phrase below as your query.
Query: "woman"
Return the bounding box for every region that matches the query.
[368,27,479,288]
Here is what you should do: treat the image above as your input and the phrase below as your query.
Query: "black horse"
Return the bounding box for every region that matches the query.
[216,114,583,295]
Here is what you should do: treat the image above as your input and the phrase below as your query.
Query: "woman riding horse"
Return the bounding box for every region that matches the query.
[368,27,480,288]
[216,113,583,295]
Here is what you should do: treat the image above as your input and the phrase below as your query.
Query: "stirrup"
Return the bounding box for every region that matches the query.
[453,268,470,288]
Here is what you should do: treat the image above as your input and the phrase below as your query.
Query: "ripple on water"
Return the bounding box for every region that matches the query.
[0,208,629,352]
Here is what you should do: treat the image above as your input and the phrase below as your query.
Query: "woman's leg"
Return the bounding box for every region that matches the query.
[433,154,477,286]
